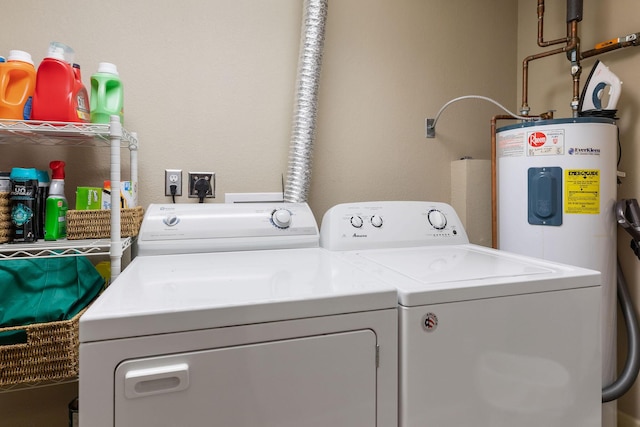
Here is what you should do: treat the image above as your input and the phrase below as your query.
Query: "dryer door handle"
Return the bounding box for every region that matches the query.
[124,363,190,399]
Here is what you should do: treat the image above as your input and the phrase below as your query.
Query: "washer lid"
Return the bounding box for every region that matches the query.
[80,248,397,342]
[342,244,600,306]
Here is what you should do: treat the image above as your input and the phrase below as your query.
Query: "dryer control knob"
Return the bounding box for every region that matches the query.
[371,215,383,228]
[163,214,180,227]
[350,215,364,228]
[427,209,447,230]
[271,209,292,229]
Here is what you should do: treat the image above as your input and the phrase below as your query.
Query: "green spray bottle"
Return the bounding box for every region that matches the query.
[44,160,68,240]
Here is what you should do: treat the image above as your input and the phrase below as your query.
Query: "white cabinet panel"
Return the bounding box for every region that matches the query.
[115,330,377,427]
[399,287,601,427]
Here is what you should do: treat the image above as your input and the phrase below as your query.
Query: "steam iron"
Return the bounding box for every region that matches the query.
[579,60,622,117]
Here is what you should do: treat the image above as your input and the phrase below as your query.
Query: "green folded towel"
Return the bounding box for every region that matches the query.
[0,257,105,345]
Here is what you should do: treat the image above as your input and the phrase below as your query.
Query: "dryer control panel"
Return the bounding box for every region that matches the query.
[319,201,469,250]
[138,202,319,256]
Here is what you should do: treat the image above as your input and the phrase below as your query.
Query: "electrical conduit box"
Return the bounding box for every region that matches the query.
[528,167,562,226]
[188,172,215,200]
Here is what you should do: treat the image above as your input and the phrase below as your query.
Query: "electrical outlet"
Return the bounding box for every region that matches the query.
[426,118,435,138]
[165,169,182,196]
[188,172,215,199]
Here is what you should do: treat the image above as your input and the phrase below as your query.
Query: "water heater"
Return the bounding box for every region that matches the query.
[496,117,618,426]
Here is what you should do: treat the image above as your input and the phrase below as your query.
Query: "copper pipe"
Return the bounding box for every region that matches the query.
[568,20,582,115]
[522,22,579,115]
[537,0,569,47]
[582,35,640,59]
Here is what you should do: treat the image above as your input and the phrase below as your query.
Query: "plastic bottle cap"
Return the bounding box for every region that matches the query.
[8,50,34,65]
[47,45,66,61]
[49,160,66,180]
[97,62,119,76]
[10,167,38,180]
[36,170,51,184]
[47,42,75,63]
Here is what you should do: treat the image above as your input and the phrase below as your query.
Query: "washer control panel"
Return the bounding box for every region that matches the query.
[319,201,469,250]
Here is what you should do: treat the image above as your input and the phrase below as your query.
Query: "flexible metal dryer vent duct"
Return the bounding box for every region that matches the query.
[284,0,328,203]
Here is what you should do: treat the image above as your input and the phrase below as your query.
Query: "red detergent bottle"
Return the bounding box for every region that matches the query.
[32,42,90,123]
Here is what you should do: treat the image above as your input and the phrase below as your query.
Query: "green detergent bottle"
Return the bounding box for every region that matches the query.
[90,62,123,124]
[44,161,68,241]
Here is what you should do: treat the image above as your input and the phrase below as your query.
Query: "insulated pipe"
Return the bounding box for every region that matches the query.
[566,0,583,22]
[284,0,328,203]
[602,259,640,402]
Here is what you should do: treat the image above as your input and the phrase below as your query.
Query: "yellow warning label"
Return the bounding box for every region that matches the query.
[565,169,600,214]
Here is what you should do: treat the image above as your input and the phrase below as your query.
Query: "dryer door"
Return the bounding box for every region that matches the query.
[114,330,377,427]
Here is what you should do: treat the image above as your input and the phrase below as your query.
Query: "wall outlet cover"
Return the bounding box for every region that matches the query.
[188,172,215,198]
[165,169,182,196]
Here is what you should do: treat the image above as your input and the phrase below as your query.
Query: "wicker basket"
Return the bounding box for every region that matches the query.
[66,206,144,240]
[0,192,10,244]
[0,308,87,386]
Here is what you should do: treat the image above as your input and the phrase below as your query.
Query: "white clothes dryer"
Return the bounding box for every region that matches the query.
[320,201,601,427]
[79,203,398,427]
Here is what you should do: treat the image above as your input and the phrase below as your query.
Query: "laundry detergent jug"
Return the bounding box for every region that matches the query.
[32,42,90,123]
[90,62,123,124]
[0,50,36,120]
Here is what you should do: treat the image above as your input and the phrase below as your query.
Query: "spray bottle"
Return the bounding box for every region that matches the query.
[44,160,68,241]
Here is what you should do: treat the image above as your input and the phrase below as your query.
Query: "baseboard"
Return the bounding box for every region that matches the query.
[619,411,640,427]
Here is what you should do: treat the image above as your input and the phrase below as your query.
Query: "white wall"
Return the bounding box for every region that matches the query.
[309,0,517,218]
[0,0,516,220]
[0,1,516,425]
[1,0,302,211]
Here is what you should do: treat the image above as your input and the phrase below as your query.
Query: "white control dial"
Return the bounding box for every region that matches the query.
[427,209,447,230]
[370,215,383,228]
[350,215,364,228]
[271,209,292,229]
[163,215,180,227]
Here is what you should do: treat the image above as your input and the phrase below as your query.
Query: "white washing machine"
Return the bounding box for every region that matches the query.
[320,201,602,427]
[79,203,398,427]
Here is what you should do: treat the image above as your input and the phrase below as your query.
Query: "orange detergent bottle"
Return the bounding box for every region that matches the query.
[0,50,36,120]
[31,42,90,123]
